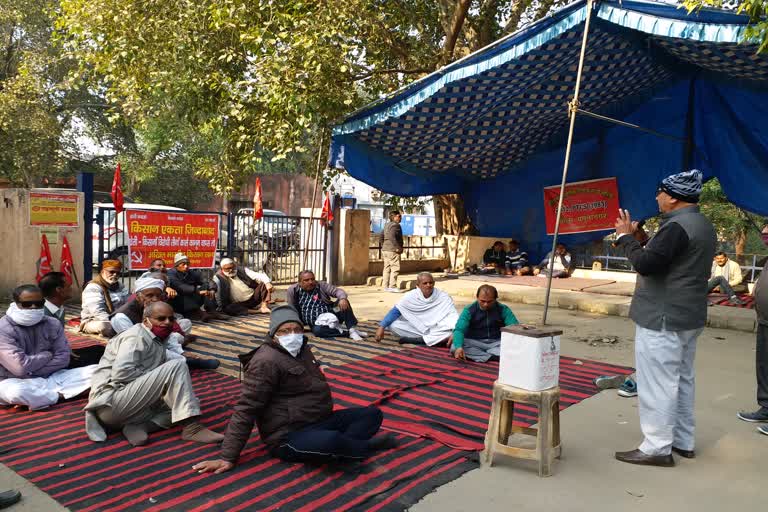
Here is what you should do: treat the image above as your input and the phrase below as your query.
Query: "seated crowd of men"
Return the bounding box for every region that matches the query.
[1,241,524,472]
[475,239,573,278]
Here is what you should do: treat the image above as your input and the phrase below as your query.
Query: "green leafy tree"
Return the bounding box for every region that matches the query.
[683,1,768,53]
[698,178,765,261]
[55,0,568,223]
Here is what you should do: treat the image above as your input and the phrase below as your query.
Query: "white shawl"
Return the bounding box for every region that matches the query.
[396,288,458,345]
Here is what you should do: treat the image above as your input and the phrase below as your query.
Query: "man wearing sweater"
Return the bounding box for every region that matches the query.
[451,285,519,362]
[707,252,745,305]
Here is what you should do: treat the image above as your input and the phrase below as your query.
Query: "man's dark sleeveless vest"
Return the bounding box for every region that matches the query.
[630,206,717,331]
[216,268,258,308]
[465,302,505,340]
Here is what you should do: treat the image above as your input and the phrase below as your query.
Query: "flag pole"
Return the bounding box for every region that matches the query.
[303,130,326,271]
[542,0,594,325]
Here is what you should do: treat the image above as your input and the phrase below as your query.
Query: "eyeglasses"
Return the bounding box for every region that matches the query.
[152,316,174,322]
[104,269,120,275]
[18,300,45,309]
[275,327,304,336]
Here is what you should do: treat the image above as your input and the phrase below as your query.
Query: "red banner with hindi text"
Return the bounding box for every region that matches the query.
[126,210,220,270]
[543,178,620,235]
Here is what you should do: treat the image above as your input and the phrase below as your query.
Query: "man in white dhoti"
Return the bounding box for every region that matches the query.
[374,273,458,346]
[0,285,96,410]
[613,170,716,467]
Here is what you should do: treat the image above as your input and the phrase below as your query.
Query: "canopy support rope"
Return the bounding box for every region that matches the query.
[574,108,687,143]
[542,0,595,325]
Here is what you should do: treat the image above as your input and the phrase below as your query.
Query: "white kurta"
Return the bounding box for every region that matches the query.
[0,365,98,410]
[391,288,458,346]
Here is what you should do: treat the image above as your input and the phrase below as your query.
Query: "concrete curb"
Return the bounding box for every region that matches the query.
[365,275,757,333]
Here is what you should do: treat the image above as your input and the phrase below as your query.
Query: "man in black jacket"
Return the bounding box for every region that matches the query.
[192,305,396,473]
[613,170,716,467]
[167,253,226,322]
[381,210,404,292]
[737,223,768,433]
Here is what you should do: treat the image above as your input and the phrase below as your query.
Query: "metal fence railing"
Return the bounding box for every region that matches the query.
[232,212,327,284]
[572,242,766,282]
[93,207,328,290]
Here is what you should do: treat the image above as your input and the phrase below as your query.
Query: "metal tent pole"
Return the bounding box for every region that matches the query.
[303,131,326,271]
[542,0,595,325]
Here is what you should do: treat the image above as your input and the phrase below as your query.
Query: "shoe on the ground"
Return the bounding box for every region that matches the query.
[615,449,674,467]
[737,407,768,423]
[0,489,21,509]
[728,295,746,305]
[181,423,224,444]
[672,446,695,459]
[617,377,638,397]
[594,375,626,391]
[758,425,768,436]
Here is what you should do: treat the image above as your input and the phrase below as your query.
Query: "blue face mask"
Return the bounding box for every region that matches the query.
[277,333,304,357]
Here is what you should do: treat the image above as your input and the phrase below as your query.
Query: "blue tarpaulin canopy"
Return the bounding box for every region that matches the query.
[329,0,768,256]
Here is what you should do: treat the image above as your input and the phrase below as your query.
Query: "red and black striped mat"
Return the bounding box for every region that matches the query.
[0,348,633,511]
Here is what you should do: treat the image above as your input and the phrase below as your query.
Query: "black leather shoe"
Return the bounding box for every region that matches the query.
[0,489,21,509]
[672,446,695,459]
[615,449,674,467]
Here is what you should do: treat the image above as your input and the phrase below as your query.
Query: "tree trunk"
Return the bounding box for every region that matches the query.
[735,227,747,264]
[433,194,477,236]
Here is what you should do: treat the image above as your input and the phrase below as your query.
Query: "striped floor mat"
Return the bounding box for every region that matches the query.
[62,307,407,378]
[0,348,633,512]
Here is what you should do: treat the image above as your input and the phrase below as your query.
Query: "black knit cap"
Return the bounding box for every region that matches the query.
[268,305,302,337]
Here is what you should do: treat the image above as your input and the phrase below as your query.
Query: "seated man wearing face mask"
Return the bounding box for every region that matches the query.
[0,285,97,410]
[84,301,224,446]
[110,277,219,370]
[192,305,396,474]
[80,259,129,337]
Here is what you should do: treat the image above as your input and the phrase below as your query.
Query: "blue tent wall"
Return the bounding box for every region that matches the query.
[330,0,768,258]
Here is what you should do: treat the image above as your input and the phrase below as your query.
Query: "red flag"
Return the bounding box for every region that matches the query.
[320,191,334,226]
[111,162,124,214]
[60,235,75,285]
[253,177,263,220]
[36,234,53,282]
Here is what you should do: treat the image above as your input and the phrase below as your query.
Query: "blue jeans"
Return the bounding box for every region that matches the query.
[707,275,735,297]
[272,406,383,463]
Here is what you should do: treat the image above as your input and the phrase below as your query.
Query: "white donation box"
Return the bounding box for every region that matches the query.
[499,325,563,391]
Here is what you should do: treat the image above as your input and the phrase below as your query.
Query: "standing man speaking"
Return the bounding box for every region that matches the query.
[614,169,716,467]
[381,210,404,293]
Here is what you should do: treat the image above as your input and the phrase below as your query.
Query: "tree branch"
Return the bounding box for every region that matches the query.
[441,0,472,65]
[352,67,433,81]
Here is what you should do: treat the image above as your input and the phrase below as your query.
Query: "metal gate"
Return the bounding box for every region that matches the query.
[92,206,327,288]
[230,211,328,284]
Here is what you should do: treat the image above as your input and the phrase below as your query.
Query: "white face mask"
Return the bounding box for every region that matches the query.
[276,333,304,357]
[7,303,45,326]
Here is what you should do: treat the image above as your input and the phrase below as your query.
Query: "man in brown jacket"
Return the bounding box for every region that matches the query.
[192,305,396,473]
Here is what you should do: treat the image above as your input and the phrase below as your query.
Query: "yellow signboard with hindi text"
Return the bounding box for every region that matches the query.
[29,191,80,227]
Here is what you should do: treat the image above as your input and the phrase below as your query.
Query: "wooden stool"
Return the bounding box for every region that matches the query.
[484,381,562,476]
